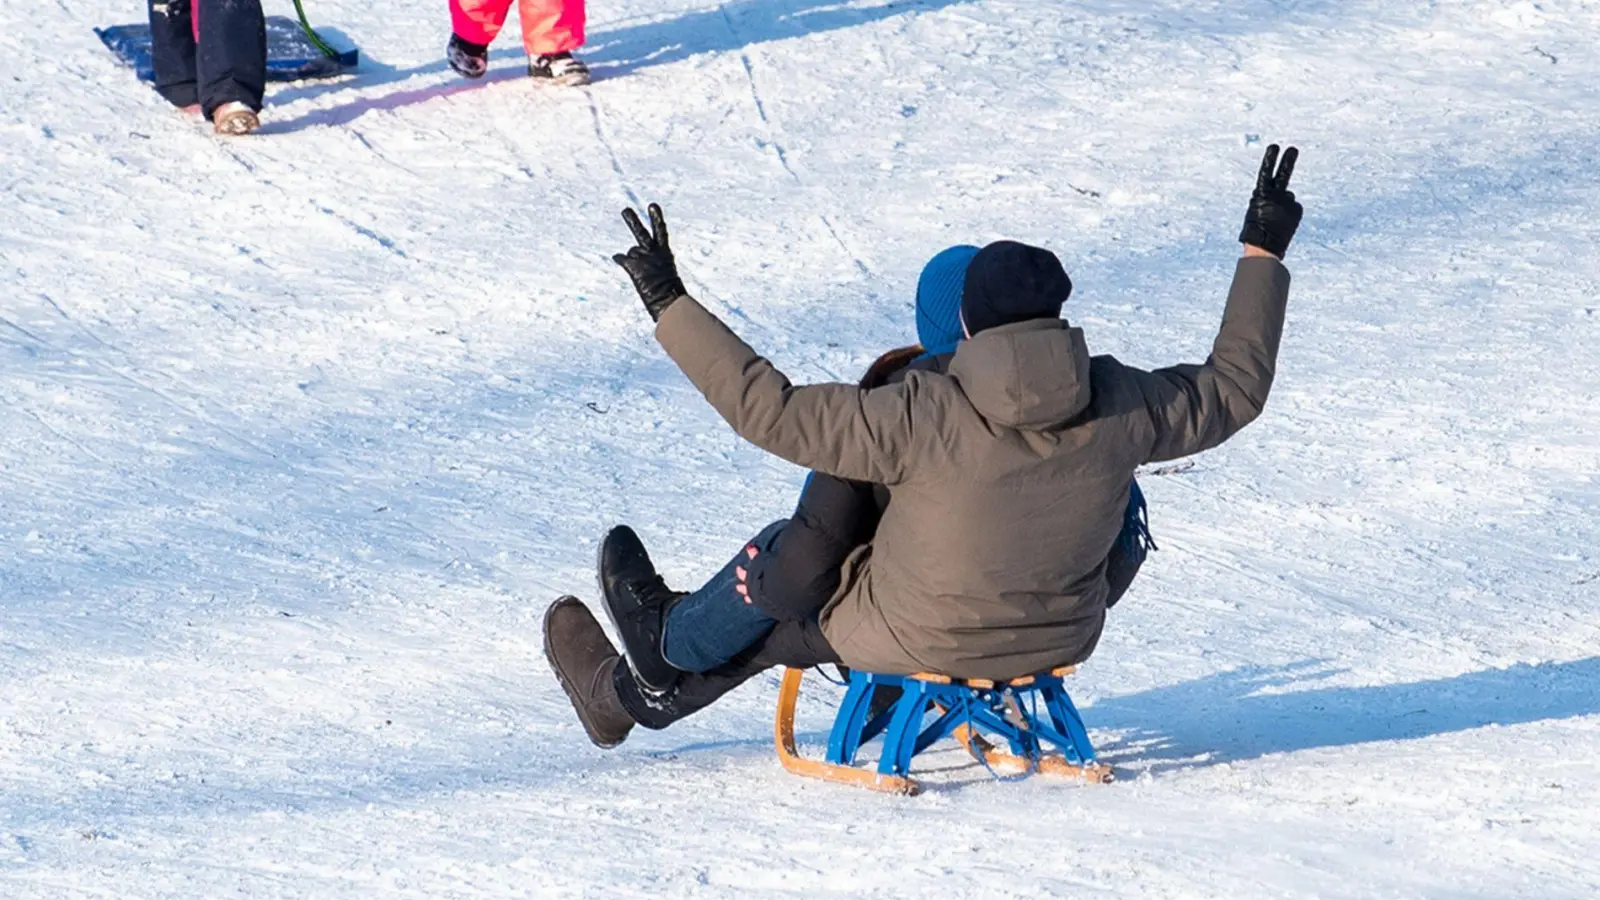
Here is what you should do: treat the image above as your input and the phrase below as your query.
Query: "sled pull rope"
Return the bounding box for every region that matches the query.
[290,0,339,58]
[964,690,1036,784]
[818,664,851,687]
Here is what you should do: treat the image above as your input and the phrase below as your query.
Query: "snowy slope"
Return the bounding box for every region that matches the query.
[2,0,1599,896]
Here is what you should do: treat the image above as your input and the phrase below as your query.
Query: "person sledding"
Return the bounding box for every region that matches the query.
[570,244,1154,735]
[545,145,1303,748]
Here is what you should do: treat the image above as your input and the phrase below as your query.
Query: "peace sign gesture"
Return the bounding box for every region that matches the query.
[1238,144,1303,259]
[1256,144,1298,194]
[613,203,689,321]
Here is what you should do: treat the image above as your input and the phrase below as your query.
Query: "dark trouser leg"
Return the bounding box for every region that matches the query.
[195,0,267,117]
[618,616,840,730]
[659,520,787,673]
[747,473,877,622]
[148,0,199,107]
[1106,477,1155,609]
[1103,538,1144,609]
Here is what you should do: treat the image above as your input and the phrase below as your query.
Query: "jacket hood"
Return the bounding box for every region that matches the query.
[947,318,1091,429]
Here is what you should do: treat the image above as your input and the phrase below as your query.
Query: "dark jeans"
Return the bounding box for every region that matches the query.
[660,520,789,673]
[661,468,880,672]
[147,0,267,116]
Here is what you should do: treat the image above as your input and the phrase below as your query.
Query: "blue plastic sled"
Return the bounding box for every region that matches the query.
[96,15,358,83]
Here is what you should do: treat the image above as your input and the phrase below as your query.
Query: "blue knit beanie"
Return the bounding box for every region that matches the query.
[915,245,980,356]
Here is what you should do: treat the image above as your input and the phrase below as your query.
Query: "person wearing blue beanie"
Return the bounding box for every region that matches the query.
[915,245,979,356]
[564,237,1155,730]
[553,146,1301,746]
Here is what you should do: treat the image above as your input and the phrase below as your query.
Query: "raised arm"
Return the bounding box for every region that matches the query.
[1130,254,1290,461]
[611,204,918,485]
[1130,144,1303,462]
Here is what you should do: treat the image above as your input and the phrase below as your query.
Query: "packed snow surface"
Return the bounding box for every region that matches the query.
[3,0,1599,896]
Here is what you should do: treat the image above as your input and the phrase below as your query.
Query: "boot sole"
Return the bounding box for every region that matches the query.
[531,72,592,87]
[213,110,259,136]
[595,528,679,693]
[542,596,627,749]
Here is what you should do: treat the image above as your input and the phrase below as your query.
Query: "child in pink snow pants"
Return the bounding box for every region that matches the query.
[446,0,590,86]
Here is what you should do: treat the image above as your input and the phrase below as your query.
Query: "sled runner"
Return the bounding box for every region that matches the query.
[774,665,1112,795]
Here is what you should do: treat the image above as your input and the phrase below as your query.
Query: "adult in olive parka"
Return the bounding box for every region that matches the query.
[547,145,1303,748]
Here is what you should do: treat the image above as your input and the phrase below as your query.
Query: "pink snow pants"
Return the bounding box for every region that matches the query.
[450,0,584,56]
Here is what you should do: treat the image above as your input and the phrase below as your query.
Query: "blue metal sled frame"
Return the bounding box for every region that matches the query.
[774,666,1113,795]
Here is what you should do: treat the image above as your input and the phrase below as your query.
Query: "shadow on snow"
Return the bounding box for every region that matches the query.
[641,656,1600,791]
[1088,656,1600,774]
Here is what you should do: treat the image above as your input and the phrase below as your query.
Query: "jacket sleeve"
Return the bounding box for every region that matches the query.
[654,296,921,485]
[1127,257,1291,463]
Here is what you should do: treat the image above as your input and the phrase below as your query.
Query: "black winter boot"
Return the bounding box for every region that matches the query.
[598,526,684,692]
[543,596,636,748]
[528,51,590,86]
[447,34,489,79]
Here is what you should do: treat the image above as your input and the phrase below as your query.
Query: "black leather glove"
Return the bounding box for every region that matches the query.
[612,204,687,321]
[1238,144,1302,259]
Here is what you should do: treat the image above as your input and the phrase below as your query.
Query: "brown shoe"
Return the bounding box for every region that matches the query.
[211,102,260,136]
[543,596,635,748]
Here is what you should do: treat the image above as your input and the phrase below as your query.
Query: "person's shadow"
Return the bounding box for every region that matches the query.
[1087,656,1600,774]
[262,0,973,132]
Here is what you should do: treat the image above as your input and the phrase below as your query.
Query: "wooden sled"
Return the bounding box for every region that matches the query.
[774,665,1112,795]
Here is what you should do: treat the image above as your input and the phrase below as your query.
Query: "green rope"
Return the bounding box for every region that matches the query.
[289,0,340,59]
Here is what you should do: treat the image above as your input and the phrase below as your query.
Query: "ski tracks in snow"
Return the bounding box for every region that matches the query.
[586,92,645,209]
[715,3,875,282]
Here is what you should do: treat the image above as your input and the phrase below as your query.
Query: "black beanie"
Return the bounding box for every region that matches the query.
[960,240,1072,336]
